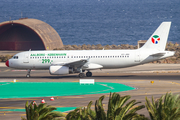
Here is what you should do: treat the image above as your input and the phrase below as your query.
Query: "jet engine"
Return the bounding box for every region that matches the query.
[49,66,73,75]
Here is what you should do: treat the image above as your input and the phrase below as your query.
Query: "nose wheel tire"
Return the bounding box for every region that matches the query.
[86,72,92,77]
[79,73,85,78]
[26,74,30,78]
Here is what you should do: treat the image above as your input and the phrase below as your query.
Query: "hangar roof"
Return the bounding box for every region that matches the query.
[0,18,63,50]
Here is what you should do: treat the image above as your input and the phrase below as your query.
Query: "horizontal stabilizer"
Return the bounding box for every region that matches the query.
[150,52,166,56]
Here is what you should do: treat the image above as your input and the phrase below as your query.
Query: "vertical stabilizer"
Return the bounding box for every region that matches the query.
[140,22,171,51]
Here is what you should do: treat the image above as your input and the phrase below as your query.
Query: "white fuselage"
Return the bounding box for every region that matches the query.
[8,49,174,70]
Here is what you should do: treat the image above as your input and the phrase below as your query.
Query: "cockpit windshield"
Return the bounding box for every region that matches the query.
[13,56,18,59]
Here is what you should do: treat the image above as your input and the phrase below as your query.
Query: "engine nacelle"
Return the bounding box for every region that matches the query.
[49,66,73,75]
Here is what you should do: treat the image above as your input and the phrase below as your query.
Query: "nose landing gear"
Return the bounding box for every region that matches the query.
[26,69,31,78]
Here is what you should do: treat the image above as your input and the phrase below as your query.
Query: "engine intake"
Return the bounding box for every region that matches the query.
[49,65,73,75]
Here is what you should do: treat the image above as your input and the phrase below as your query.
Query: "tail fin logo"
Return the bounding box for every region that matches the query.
[151,35,160,44]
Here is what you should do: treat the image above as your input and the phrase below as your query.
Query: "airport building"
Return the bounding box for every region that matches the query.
[0,18,63,50]
[137,40,147,48]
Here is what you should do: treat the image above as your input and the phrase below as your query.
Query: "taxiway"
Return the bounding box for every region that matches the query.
[0,63,180,120]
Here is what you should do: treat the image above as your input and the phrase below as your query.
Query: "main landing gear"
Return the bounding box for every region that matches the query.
[78,73,85,78]
[86,71,92,77]
[26,69,31,78]
[78,71,92,78]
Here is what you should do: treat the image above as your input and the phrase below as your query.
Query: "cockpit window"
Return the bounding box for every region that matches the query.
[13,56,18,59]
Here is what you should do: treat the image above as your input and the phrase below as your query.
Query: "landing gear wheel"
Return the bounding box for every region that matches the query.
[26,74,30,78]
[86,72,92,77]
[26,69,31,78]
[79,73,85,78]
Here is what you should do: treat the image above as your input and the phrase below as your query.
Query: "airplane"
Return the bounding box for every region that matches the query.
[5,22,175,78]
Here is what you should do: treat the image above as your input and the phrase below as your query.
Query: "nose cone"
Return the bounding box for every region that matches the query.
[5,60,9,67]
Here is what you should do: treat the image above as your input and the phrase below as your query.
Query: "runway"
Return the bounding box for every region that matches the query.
[0,63,180,120]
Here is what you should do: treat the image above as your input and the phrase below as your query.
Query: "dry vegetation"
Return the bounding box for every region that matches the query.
[0,55,13,62]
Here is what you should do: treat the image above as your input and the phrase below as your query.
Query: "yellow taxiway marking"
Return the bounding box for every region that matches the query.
[3,69,10,72]
[123,80,180,96]
[72,81,79,82]
[167,81,180,86]
[11,80,19,82]
[0,111,12,113]
[20,114,26,116]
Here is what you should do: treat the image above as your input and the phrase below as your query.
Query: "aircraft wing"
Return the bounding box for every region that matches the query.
[52,59,88,68]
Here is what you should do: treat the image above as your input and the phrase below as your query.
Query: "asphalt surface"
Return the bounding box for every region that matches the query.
[0,63,180,120]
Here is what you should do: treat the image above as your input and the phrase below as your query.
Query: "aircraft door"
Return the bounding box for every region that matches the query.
[135,52,140,62]
[23,53,29,63]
